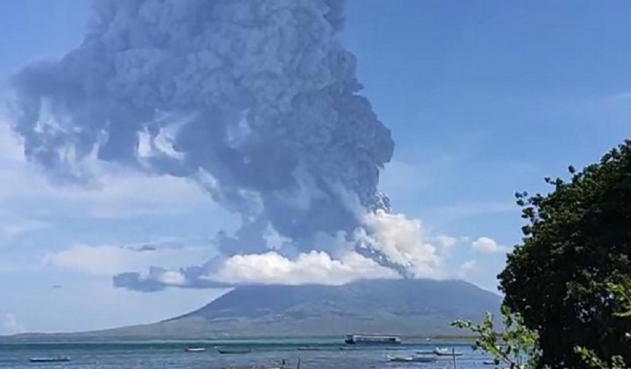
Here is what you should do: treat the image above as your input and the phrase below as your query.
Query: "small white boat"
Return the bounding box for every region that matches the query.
[434,347,463,356]
[388,355,438,363]
[185,347,206,352]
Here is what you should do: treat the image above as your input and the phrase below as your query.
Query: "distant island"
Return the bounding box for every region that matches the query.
[1,279,501,342]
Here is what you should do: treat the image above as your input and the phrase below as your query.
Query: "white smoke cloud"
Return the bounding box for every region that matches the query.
[205,209,448,285]
[112,210,450,288]
[213,251,399,285]
[355,209,444,278]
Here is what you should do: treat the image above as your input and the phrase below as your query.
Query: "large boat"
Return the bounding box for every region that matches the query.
[344,334,401,345]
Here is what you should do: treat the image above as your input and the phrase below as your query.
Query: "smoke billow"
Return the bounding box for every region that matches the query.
[9,0,442,290]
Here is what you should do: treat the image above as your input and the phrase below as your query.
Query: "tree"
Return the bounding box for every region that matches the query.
[453,282,631,369]
[452,305,540,369]
[498,140,631,369]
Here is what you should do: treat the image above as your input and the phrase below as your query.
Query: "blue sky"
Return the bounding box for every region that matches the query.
[0,0,630,334]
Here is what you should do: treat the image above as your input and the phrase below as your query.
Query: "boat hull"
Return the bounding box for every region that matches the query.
[217,348,252,354]
[388,356,438,363]
[344,334,401,345]
[29,357,70,363]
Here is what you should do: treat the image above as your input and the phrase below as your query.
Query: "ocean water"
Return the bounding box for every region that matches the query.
[0,340,494,369]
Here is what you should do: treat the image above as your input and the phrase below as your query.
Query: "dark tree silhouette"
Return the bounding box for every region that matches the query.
[499,140,631,369]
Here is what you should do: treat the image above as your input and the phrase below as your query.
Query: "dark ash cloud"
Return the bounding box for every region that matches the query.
[9,0,410,291]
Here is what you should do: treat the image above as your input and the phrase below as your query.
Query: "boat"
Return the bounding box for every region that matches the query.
[185,347,206,352]
[434,347,463,356]
[387,355,438,363]
[29,357,71,363]
[217,347,252,354]
[344,333,401,345]
[483,360,498,365]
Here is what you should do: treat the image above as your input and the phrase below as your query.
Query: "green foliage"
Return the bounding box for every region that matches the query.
[497,140,631,369]
[576,347,627,369]
[452,305,539,369]
[452,282,631,369]
[574,281,631,369]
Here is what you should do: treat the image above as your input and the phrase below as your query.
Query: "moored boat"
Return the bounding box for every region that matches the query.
[387,355,438,363]
[217,347,252,354]
[434,347,463,356]
[29,357,71,363]
[185,347,206,352]
[344,333,401,345]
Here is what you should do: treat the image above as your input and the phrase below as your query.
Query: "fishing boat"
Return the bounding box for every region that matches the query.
[29,357,71,363]
[434,347,464,356]
[217,347,252,354]
[185,347,206,352]
[387,355,438,363]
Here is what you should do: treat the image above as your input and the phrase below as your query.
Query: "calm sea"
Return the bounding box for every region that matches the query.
[0,339,494,369]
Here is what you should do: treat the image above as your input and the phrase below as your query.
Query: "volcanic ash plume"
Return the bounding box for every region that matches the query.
[9,0,442,289]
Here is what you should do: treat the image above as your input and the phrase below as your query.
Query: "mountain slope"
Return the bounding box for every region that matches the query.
[5,279,501,340]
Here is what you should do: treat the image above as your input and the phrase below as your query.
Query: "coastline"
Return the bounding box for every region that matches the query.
[0,334,478,345]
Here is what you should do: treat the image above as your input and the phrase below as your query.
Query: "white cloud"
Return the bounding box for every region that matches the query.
[213,251,399,285]
[44,242,211,276]
[0,216,50,239]
[435,235,457,248]
[458,260,478,278]
[472,236,506,254]
[2,313,25,335]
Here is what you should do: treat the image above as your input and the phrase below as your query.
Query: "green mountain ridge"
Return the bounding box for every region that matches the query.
[2,278,501,342]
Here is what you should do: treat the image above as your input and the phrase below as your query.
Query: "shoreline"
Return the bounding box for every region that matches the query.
[0,334,478,345]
